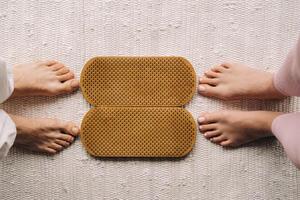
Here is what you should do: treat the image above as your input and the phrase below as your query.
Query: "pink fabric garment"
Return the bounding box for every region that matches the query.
[272,113,300,168]
[272,35,300,169]
[274,37,300,96]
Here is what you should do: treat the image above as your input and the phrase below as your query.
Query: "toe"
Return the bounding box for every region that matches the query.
[198,84,231,100]
[58,72,75,82]
[204,70,219,78]
[48,143,64,151]
[58,122,80,137]
[57,133,74,143]
[212,64,228,72]
[198,76,219,86]
[210,135,227,144]
[198,112,222,124]
[203,130,221,139]
[198,84,221,98]
[57,79,80,94]
[51,62,65,71]
[220,140,232,147]
[40,60,57,66]
[56,67,70,76]
[199,124,217,132]
[43,147,57,154]
[220,62,233,69]
[55,139,70,147]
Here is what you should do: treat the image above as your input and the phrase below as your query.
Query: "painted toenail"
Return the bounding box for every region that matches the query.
[72,127,79,134]
[198,117,205,123]
[198,86,205,91]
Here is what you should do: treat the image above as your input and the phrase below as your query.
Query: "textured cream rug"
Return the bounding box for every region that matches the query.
[0,0,299,199]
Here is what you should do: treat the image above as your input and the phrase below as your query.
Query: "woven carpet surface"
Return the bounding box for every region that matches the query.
[0,0,299,199]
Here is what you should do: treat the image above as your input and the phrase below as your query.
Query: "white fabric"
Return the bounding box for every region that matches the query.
[0,59,14,103]
[0,58,16,159]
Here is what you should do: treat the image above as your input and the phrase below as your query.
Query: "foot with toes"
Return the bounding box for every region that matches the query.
[198,111,282,147]
[12,60,79,97]
[8,60,80,154]
[11,115,79,154]
[198,62,285,100]
[198,62,285,147]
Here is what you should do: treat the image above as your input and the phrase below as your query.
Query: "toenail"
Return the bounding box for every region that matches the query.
[198,125,202,130]
[72,127,79,134]
[198,117,205,123]
[198,86,205,91]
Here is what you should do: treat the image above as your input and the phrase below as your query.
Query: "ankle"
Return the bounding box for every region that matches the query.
[255,111,283,132]
[9,114,33,134]
[11,66,25,98]
[11,88,24,98]
[266,74,287,99]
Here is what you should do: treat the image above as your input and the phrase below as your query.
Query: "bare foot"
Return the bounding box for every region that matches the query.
[198,62,286,100]
[12,60,79,97]
[198,111,283,147]
[10,114,80,154]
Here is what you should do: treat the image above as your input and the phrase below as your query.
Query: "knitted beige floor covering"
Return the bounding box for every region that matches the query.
[1,1,300,199]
